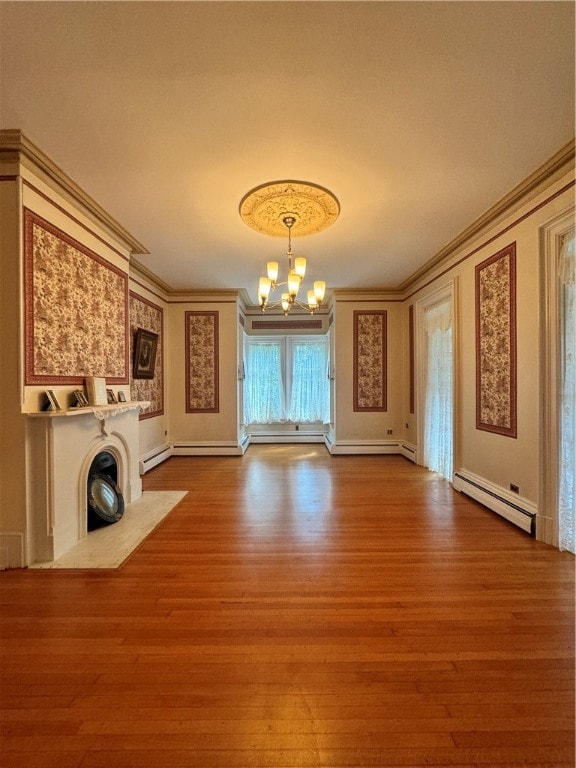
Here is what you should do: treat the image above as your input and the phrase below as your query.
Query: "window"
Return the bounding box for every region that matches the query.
[559,229,575,553]
[421,294,454,481]
[243,336,329,425]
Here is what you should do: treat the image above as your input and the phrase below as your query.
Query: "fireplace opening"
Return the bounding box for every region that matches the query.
[87,451,125,530]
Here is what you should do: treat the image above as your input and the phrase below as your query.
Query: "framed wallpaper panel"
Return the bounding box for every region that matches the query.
[409,304,415,414]
[353,310,387,412]
[185,311,219,413]
[475,242,517,438]
[24,209,128,385]
[129,292,164,419]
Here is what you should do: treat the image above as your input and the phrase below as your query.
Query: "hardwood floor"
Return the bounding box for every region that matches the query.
[1,446,574,767]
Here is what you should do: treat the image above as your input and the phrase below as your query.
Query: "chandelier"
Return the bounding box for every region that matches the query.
[239,180,340,315]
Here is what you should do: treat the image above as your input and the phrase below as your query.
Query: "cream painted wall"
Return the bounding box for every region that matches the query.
[167,300,240,445]
[405,169,575,508]
[332,300,405,443]
[0,177,28,567]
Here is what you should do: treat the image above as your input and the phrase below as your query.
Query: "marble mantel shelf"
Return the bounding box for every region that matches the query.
[26,401,151,420]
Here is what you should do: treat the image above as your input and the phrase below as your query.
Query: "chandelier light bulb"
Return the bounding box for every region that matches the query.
[288,270,301,298]
[314,280,326,303]
[266,261,279,284]
[259,276,272,299]
[307,290,318,311]
[294,257,307,278]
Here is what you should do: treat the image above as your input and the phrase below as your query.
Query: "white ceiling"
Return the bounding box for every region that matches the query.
[1,1,574,303]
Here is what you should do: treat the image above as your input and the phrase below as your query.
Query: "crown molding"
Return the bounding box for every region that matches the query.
[331,288,404,301]
[164,287,245,304]
[0,129,149,256]
[5,130,572,300]
[130,258,175,296]
[129,260,253,308]
[237,289,251,311]
[130,259,252,307]
[400,138,575,293]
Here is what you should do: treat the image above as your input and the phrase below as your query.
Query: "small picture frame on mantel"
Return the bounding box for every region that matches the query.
[73,389,89,408]
[43,389,61,411]
[85,376,108,406]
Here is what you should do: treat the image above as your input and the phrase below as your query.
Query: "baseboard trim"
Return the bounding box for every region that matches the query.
[139,444,173,474]
[0,532,25,569]
[172,442,246,456]
[400,441,418,463]
[249,434,325,444]
[453,469,537,536]
[327,440,402,455]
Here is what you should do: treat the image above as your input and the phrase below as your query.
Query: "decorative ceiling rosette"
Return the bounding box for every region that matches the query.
[239,180,340,238]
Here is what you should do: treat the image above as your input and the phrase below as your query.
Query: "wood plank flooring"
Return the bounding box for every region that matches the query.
[1,446,574,767]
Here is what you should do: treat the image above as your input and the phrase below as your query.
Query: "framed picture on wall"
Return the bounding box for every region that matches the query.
[133,328,158,379]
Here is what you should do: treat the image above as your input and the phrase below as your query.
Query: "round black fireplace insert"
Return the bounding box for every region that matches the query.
[87,451,124,530]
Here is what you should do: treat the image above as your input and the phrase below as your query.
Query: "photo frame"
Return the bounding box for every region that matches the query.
[133,328,158,379]
[117,391,127,403]
[85,376,108,406]
[106,388,117,404]
[73,389,89,407]
[44,389,61,411]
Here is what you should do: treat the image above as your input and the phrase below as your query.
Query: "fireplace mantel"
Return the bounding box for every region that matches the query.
[26,401,150,419]
[25,403,147,565]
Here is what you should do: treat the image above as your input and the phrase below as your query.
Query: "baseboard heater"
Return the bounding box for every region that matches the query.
[249,433,325,444]
[172,443,246,456]
[139,445,172,474]
[327,440,401,455]
[453,471,536,536]
[400,442,418,463]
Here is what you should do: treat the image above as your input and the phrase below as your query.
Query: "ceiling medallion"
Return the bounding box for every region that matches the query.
[239,180,340,238]
[240,180,339,315]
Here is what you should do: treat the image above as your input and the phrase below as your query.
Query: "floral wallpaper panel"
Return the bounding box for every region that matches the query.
[475,242,517,437]
[353,310,387,412]
[409,304,415,414]
[129,292,164,419]
[24,209,128,385]
[186,311,219,413]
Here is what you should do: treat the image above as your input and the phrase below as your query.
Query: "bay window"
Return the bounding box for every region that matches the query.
[243,336,329,425]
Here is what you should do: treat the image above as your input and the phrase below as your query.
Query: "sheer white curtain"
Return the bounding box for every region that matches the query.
[244,341,285,424]
[422,299,453,480]
[289,341,329,423]
[558,230,575,553]
[243,337,329,425]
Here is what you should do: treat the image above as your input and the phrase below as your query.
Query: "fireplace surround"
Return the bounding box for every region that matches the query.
[26,402,147,565]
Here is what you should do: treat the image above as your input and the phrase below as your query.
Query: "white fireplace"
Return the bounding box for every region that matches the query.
[26,403,147,564]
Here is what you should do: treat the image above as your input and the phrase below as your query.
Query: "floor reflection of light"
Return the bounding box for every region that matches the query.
[239,450,333,542]
[288,462,333,542]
